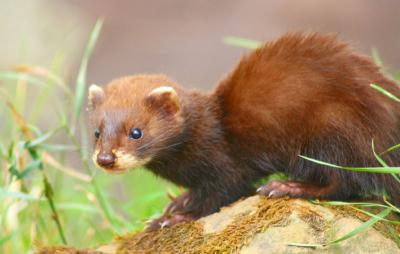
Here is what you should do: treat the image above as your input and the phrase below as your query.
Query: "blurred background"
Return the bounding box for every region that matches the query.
[1,0,400,253]
[2,0,400,88]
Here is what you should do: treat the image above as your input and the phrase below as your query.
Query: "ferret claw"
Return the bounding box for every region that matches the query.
[169,206,176,214]
[182,197,190,207]
[268,190,276,197]
[256,186,263,193]
[167,191,177,201]
[160,221,169,229]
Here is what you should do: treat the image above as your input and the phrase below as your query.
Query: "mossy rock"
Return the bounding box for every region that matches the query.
[37,196,400,254]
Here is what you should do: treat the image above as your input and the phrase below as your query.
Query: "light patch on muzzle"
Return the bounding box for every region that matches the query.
[92,149,100,167]
[114,150,151,170]
[92,149,151,174]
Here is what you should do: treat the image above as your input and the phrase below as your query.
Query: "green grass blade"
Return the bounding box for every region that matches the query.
[0,188,45,201]
[43,174,67,244]
[394,72,400,83]
[91,178,121,231]
[371,140,400,184]
[380,143,400,156]
[311,200,389,208]
[56,202,98,213]
[371,139,387,167]
[0,233,14,246]
[299,155,400,173]
[351,206,400,225]
[72,19,103,132]
[371,47,383,67]
[370,83,400,102]
[39,144,77,152]
[223,36,261,49]
[390,172,400,185]
[288,208,392,247]
[383,197,400,213]
[24,127,61,149]
[19,159,42,179]
[329,208,391,244]
[287,242,321,247]
[370,49,395,79]
[0,71,46,87]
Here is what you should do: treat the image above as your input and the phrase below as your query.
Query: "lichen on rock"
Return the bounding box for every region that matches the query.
[36,196,400,254]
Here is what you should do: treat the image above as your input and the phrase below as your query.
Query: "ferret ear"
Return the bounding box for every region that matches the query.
[145,86,180,115]
[88,84,105,110]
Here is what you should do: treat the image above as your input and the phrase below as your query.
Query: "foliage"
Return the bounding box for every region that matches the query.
[0,20,178,253]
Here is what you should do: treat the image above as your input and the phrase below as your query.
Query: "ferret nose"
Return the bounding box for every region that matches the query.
[97,152,116,168]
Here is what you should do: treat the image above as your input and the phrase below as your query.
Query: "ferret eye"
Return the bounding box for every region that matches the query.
[129,128,142,139]
[94,129,100,140]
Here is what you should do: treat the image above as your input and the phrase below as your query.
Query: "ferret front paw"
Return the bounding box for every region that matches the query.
[164,192,192,214]
[145,192,194,231]
[146,213,194,231]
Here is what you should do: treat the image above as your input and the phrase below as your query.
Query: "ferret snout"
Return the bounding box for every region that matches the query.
[97,152,116,168]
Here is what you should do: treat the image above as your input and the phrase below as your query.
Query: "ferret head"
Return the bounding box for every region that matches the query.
[88,75,185,174]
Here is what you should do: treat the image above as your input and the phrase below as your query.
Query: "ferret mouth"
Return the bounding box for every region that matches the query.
[101,167,129,174]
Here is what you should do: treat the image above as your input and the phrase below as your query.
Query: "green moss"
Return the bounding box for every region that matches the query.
[35,245,103,254]
[116,197,292,253]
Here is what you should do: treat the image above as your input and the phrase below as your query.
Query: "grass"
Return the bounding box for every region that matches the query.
[0,20,179,253]
[0,29,399,253]
[223,36,261,49]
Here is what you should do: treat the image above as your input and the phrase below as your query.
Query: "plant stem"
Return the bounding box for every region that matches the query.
[64,126,119,231]
[43,173,67,244]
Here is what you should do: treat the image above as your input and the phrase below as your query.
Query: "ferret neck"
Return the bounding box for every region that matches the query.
[146,91,223,187]
[181,91,222,141]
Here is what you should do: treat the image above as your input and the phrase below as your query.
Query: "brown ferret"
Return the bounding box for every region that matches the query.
[88,32,400,229]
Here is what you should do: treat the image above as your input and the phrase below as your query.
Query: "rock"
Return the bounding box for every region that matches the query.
[36,196,400,254]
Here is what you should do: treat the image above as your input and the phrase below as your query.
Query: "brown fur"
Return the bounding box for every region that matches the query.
[88,32,400,229]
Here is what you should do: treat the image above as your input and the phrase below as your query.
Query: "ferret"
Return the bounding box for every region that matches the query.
[88,32,400,230]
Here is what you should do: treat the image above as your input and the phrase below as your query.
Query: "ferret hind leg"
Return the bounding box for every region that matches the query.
[257,180,339,199]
